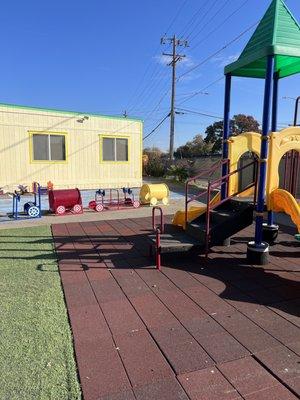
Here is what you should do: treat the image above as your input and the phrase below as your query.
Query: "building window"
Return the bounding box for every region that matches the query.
[101,137,129,162]
[32,133,66,161]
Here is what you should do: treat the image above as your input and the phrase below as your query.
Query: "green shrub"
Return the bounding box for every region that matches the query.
[167,164,189,181]
[144,155,166,177]
[166,159,198,182]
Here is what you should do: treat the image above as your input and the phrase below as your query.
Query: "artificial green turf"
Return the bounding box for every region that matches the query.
[0,225,81,400]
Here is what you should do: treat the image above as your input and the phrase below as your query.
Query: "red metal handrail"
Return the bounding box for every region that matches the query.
[152,206,164,234]
[185,159,229,227]
[204,160,258,256]
[185,158,229,185]
[155,228,161,271]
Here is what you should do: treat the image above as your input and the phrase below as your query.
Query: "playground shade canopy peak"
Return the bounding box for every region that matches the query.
[225,0,300,79]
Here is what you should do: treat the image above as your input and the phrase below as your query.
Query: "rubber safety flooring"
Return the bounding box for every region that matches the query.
[51,217,300,400]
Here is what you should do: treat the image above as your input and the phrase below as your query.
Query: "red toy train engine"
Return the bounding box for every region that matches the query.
[48,188,83,215]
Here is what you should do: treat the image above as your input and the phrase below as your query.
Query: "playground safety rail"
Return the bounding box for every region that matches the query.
[205,160,258,255]
[185,159,229,228]
[151,206,164,271]
[152,206,164,233]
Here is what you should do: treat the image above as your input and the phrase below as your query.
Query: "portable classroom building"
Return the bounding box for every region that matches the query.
[0,103,143,192]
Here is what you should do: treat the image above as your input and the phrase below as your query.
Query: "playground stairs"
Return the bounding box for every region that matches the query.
[186,198,254,246]
[150,198,254,256]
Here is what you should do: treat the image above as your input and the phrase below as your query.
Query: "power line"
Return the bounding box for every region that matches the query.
[164,0,189,36]
[177,20,258,82]
[143,113,170,140]
[126,66,169,114]
[125,0,190,114]
[128,1,249,119]
[191,0,251,50]
[180,0,219,40]
[177,0,211,40]
[177,76,224,105]
[188,0,232,43]
[176,107,223,119]
[144,87,171,120]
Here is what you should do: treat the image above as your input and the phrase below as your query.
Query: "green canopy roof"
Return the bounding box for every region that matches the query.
[225,0,300,79]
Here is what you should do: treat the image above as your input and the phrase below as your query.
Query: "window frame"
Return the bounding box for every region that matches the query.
[29,131,68,164]
[99,134,130,164]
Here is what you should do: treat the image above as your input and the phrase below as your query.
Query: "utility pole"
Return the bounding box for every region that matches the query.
[161,35,188,160]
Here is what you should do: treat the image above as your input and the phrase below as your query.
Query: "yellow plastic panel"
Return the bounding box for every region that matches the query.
[270,189,300,233]
[228,132,261,195]
[267,128,300,207]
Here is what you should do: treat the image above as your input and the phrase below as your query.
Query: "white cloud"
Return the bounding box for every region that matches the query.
[154,54,172,66]
[211,53,239,68]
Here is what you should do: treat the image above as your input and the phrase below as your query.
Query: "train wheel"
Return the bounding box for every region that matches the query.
[133,200,140,208]
[95,203,104,212]
[73,204,82,214]
[162,197,169,205]
[150,197,158,206]
[28,206,40,218]
[56,205,66,215]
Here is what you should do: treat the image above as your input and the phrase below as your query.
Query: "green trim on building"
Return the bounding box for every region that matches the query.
[0,102,143,122]
[225,0,300,79]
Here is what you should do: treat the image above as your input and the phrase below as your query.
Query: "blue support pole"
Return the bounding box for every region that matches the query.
[268,72,279,226]
[221,73,232,200]
[254,55,274,245]
[271,73,278,132]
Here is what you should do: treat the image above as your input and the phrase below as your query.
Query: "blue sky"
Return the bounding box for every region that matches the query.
[1,0,300,151]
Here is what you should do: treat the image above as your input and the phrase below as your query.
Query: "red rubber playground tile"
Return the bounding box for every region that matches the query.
[114,329,174,388]
[100,298,145,335]
[62,279,98,309]
[200,333,250,365]
[68,304,111,342]
[214,311,281,353]
[150,324,214,374]
[129,292,181,329]
[178,367,242,400]
[52,218,300,400]
[218,356,279,397]
[74,336,131,400]
[97,390,136,400]
[134,377,189,400]
[255,344,300,385]
[243,385,299,400]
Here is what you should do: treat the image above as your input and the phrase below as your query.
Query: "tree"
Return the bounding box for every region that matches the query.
[204,114,261,153]
[203,121,224,154]
[232,114,260,135]
[143,146,166,177]
[174,134,213,158]
[143,147,163,157]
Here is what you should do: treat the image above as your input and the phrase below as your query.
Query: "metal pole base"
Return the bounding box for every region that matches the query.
[262,223,279,244]
[247,241,269,265]
[222,237,231,247]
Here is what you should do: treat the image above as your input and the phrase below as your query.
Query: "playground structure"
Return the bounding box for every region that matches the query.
[88,187,140,212]
[48,188,83,215]
[150,0,300,267]
[12,181,42,220]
